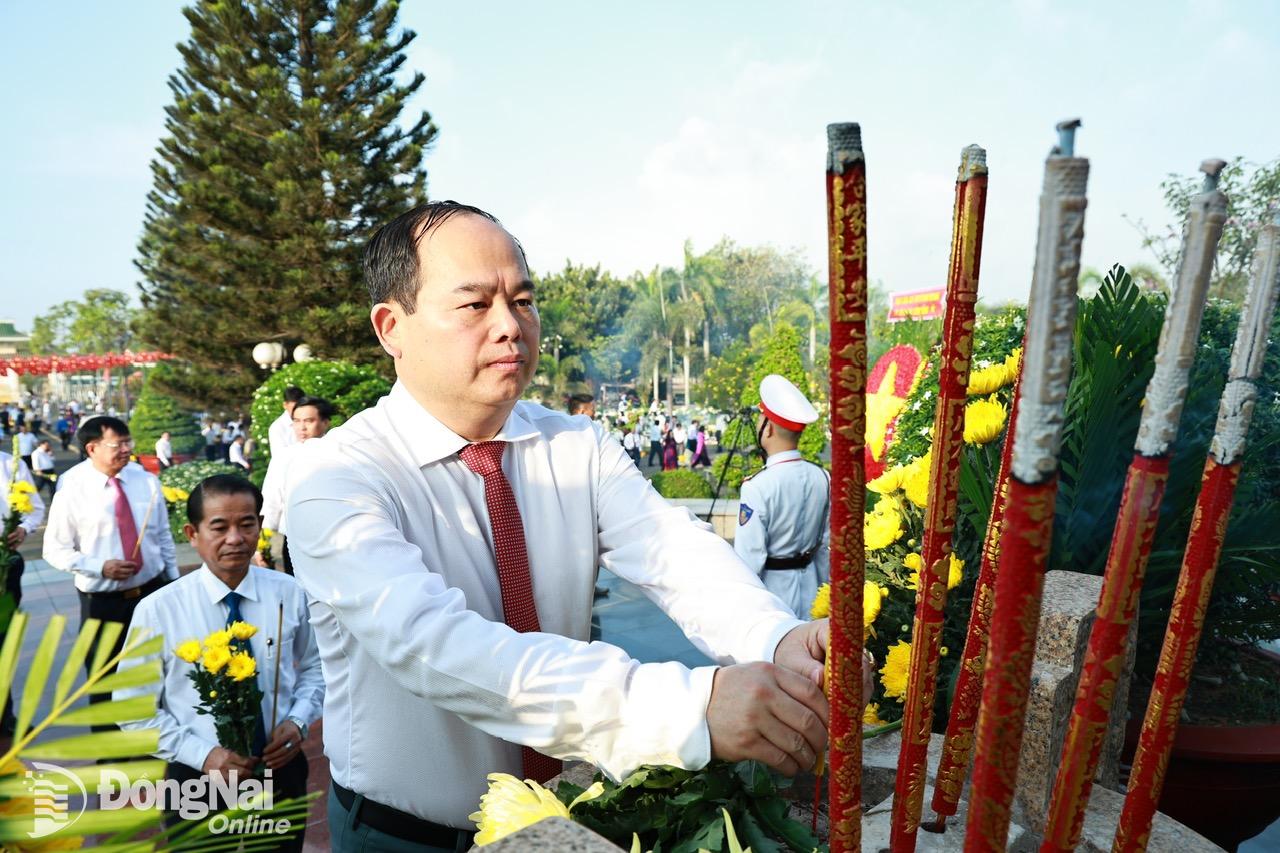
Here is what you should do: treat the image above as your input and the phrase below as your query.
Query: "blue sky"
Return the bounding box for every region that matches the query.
[3,0,1277,336]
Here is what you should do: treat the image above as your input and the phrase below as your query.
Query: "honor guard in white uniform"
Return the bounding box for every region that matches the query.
[734,375,830,618]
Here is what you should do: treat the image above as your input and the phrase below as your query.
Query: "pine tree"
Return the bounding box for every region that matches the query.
[136,0,436,407]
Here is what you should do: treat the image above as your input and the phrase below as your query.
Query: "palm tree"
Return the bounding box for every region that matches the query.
[623,269,679,410]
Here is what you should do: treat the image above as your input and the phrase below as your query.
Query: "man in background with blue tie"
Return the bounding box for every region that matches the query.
[117,474,323,852]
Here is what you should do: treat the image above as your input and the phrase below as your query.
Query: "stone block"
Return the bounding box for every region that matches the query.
[1015,571,1137,832]
[480,817,623,852]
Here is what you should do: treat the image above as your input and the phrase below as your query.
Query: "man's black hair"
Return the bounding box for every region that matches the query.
[187,474,263,527]
[363,200,526,313]
[292,395,335,420]
[283,386,306,404]
[567,393,595,415]
[77,416,129,450]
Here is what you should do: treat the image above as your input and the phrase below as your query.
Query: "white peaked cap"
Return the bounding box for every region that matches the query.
[758,374,818,431]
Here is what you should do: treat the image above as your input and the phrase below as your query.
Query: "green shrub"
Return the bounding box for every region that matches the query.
[129,375,203,457]
[650,469,715,500]
[159,460,249,539]
[249,360,392,474]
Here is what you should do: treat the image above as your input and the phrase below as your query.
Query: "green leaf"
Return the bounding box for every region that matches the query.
[88,660,162,695]
[91,621,125,675]
[0,804,160,843]
[56,696,158,726]
[21,727,160,760]
[54,619,101,707]
[123,632,165,660]
[0,591,15,635]
[0,610,28,707]
[16,615,65,740]
[0,759,166,797]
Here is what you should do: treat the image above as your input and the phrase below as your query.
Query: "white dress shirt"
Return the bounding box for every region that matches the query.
[115,565,324,772]
[228,441,249,470]
[31,447,56,475]
[260,443,300,534]
[734,450,831,619]
[155,437,173,466]
[43,460,179,593]
[1,452,45,534]
[286,381,802,827]
[16,432,38,456]
[268,410,297,453]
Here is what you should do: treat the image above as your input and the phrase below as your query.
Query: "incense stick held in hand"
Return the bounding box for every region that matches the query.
[270,601,284,734]
[130,483,161,562]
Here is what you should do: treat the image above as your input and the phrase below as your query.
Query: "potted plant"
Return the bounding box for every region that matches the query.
[129,373,204,473]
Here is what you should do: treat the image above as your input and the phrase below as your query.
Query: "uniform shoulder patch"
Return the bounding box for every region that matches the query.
[738,504,754,526]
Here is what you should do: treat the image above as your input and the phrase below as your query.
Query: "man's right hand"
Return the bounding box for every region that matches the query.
[102,560,139,581]
[706,661,829,777]
[202,746,258,777]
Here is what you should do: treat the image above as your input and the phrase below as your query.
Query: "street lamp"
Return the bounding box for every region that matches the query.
[252,341,286,371]
[293,344,315,363]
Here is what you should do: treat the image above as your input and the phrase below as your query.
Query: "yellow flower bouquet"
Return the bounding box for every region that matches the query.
[0,437,31,624]
[175,623,263,759]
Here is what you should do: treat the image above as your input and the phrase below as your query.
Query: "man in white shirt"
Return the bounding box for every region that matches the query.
[268,386,305,454]
[43,416,179,720]
[1,449,45,736]
[288,202,833,851]
[117,474,323,852]
[259,396,331,576]
[228,435,250,471]
[647,418,663,467]
[30,439,57,500]
[155,431,174,469]
[16,423,38,471]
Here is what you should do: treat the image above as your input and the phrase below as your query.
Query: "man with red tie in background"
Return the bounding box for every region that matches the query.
[44,416,179,718]
[287,202,839,853]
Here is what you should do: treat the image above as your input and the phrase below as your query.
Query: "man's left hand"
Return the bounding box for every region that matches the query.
[774,618,875,707]
[261,720,303,770]
[5,527,26,549]
[773,619,828,686]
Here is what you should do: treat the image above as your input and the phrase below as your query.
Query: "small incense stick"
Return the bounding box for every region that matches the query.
[269,601,285,733]
[131,482,161,561]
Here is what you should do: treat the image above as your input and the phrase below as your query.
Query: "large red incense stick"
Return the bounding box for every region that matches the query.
[1113,213,1280,853]
[825,122,868,853]
[963,120,1089,852]
[890,145,988,852]
[930,339,1024,823]
[1040,160,1229,853]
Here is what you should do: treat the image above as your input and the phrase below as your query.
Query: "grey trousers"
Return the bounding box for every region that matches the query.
[327,787,473,853]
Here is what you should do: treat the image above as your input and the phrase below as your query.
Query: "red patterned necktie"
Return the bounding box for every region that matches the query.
[109,477,140,570]
[458,440,562,783]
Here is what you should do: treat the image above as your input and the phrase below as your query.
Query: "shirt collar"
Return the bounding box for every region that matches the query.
[765,449,803,467]
[197,564,261,606]
[385,381,541,468]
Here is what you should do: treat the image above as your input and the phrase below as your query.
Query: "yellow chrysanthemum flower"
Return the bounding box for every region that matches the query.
[175,640,202,663]
[864,496,906,551]
[10,480,34,494]
[867,465,907,495]
[810,583,831,620]
[964,395,1008,445]
[226,652,257,682]
[966,362,1010,395]
[8,493,34,515]
[204,629,232,648]
[161,486,189,504]
[202,646,231,674]
[1004,347,1022,376]
[863,580,884,629]
[947,553,965,590]
[863,702,887,727]
[261,527,275,540]
[228,621,257,641]
[469,773,604,846]
[209,691,217,699]
[880,640,912,702]
[903,452,931,508]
